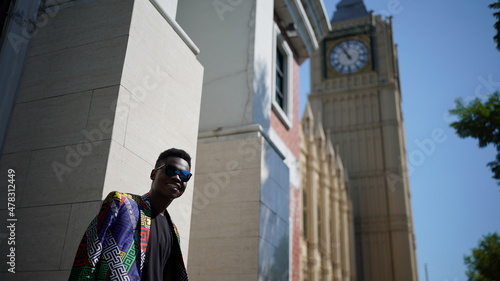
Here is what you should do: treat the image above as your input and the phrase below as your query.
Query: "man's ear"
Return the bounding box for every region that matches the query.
[150,169,156,180]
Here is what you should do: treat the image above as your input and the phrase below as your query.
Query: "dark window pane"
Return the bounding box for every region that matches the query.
[275,47,286,111]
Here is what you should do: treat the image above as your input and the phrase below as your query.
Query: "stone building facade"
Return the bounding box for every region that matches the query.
[300,103,356,281]
[0,0,418,280]
[176,0,330,280]
[0,0,203,279]
[308,0,419,280]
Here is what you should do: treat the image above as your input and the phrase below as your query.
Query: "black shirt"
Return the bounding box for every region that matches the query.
[141,209,173,281]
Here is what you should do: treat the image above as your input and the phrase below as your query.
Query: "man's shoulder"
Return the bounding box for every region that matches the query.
[103,191,144,205]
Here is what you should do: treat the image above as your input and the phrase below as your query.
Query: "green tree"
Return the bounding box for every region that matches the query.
[464,232,500,281]
[491,1,500,51]
[449,92,500,183]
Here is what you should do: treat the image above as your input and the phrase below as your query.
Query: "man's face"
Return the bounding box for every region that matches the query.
[150,156,190,200]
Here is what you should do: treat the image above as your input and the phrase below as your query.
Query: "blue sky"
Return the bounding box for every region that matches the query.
[299,1,500,280]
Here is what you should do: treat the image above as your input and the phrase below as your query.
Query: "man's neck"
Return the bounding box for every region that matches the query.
[149,191,172,215]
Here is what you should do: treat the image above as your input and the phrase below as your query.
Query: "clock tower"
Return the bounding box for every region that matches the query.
[308,1,419,280]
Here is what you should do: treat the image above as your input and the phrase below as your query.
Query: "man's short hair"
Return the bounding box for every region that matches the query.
[155,148,191,169]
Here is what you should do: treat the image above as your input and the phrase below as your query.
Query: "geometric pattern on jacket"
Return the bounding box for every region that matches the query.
[68,191,189,281]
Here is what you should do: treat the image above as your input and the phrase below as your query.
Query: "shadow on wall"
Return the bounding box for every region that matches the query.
[252,59,271,131]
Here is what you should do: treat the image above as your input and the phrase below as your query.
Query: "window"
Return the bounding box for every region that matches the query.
[275,47,286,110]
[273,24,293,128]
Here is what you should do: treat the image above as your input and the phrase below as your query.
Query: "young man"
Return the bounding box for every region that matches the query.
[69,148,192,281]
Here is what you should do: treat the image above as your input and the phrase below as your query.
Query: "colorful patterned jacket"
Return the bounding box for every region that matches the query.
[69,191,189,281]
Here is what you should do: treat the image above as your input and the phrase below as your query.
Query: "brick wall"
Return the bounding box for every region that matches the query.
[270,58,300,158]
[270,57,301,281]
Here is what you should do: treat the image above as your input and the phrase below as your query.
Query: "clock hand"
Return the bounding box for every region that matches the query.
[342,47,352,60]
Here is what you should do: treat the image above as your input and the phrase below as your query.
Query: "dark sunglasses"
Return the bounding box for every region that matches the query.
[156,164,192,182]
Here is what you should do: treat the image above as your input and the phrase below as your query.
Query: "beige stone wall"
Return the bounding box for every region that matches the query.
[106,0,203,254]
[0,0,203,279]
[299,104,355,281]
[188,130,263,280]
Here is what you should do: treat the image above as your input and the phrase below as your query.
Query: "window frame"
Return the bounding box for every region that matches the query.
[272,23,293,129]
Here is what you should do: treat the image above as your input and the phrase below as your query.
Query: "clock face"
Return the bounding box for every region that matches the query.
[329,39,369,74]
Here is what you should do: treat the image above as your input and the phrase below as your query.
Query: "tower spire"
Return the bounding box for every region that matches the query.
[331,0,369,23]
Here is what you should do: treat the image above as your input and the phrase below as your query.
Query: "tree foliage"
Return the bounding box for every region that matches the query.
[491,1,500,51]
[464,232,500,281]
[449,92,500,183]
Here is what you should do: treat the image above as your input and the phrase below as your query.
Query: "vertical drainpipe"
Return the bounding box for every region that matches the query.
[0,0,42,154]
